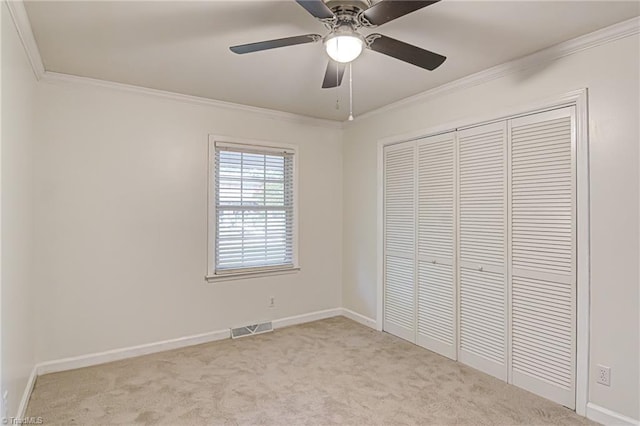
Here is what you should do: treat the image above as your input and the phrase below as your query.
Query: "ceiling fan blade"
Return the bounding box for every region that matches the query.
[367,34,446,70]
[322,60,346,89]
[295,0,335,20]
[230,34,321,54]
[361,1,440,26]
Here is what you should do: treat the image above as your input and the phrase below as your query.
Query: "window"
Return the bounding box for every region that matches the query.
[207,136,298,280]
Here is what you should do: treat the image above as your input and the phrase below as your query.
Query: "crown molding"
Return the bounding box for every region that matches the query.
[5,0,342,130]
[40,71,344,130]
[350,16,640,124]
[6,0,638,129]
[4,0,45,80]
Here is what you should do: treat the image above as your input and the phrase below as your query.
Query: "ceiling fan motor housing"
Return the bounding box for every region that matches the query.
[325,0,371,15]
[324,0,371,30]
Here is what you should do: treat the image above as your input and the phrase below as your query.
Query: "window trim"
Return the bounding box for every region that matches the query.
[206,134,299,282]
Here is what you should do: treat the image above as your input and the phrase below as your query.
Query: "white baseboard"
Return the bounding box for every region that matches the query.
[37,328,231,375]
[19,313,636,426]
[587,403,639,426]
[272,308,342,329]
[20,307,370,415]
[38,308,343,376]
[16,308,347,417]
[16,365,37,419]
[16,309,342,417]
[341,308,377,329]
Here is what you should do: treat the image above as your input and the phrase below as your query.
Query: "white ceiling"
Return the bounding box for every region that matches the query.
[25,1,639,121]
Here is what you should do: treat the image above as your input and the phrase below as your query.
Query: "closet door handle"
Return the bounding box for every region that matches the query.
[478,266,484,272]
[432,260,437,264]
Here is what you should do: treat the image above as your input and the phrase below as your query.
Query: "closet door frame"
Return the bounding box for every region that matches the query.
[376,88,590,415]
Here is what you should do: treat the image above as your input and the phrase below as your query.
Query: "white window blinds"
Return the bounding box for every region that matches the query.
[214,144,294,273]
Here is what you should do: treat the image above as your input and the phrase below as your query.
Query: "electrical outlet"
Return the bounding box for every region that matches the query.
[269,296,275,308]
[597,365,611,386]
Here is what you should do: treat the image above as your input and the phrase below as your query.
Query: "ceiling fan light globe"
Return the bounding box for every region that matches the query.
[324,34,364,63]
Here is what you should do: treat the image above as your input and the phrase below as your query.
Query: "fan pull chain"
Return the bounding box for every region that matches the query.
[335,63,340,110]
[348,63,354,121]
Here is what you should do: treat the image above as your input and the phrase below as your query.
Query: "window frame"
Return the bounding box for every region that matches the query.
[206,135,300,282]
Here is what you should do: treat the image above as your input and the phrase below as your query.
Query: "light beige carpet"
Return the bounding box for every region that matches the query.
[27,317,594,425]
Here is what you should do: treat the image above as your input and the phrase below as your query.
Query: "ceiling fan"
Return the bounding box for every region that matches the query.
[230,0,446,89]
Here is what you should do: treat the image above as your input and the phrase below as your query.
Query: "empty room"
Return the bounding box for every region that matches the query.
[2,0,639,424]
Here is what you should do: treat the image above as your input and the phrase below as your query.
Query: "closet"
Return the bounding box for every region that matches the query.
[383,106,576,408]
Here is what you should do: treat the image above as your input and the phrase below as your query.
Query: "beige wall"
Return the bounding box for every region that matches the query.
[2,5,638,421]
[342,35,639,419]
[1,3,38,417]
[32,81,343,362]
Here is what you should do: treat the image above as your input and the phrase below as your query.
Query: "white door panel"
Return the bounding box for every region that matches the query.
[457,121,508,380]
[509,106,576,409]
[416,132,456,359]
[383,142,416,341]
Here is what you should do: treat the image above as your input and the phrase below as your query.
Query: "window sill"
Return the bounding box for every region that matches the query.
[205,267,300,283]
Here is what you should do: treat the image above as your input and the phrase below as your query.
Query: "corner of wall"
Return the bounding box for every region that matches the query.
[1,0,40,418]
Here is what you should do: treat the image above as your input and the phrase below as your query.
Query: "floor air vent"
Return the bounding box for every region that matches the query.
[230,322,273,339]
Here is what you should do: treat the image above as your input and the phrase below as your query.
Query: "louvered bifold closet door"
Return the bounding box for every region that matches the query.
[458,121,508,381]
[509,107,576,408]
[416,132,456,359]
[383,142,416,342]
